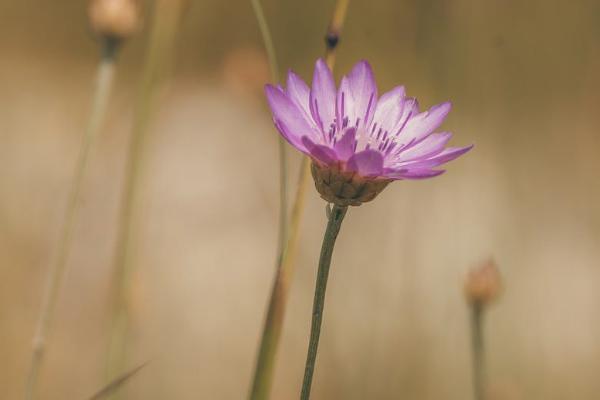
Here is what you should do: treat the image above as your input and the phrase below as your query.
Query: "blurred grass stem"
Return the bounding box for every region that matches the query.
[300,205,348,400]
[324,0,349,67]
[24,38,119,400]
[470,304,486,400]
[248,1,350,399]
[105,2,184,397]
[250,0,288,256]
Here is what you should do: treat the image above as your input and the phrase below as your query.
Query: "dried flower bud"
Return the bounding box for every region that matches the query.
[464,259,502,306]
[311,161,391,207]
[88,0,140,41]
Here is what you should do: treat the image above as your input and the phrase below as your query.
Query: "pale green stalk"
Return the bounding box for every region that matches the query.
[300,205,348,400]
[470,304,486,400]
[105,2,185,397]
[248,1,351,399]
[24,39,120,400]
[250,0,288,257]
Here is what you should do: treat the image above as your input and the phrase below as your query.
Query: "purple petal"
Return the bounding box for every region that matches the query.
[310,59,337,132]
[285,70,314,127]
[265,84,318,151]
[336,60,378,129]
[347,149,384,177]
[302,136,338,165]
[394,132,453,163]
[384,168,446,180]
[399,102,451,143]
[370,85,405,133]
[333,128,357,161]
[404,145,474,169]
[401,169,446,179]
[394,97,419,130]
[402,96,420,114]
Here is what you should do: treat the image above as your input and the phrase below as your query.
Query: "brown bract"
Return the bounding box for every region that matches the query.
[311,161,391,207]
[88,0,140,41]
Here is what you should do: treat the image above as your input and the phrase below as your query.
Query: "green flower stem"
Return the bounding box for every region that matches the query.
[300,205,348,400]
[248,1,350,398]
[470,303,486,400]
[25,38,119,400]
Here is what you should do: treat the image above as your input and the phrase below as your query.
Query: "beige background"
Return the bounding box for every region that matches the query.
[1,0,600,399]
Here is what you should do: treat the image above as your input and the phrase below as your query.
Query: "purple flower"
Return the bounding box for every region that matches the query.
[265,59,473,206]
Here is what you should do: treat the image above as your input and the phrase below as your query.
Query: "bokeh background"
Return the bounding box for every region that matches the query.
[2,0,600,399]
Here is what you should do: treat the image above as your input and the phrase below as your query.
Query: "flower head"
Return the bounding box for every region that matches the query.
[265,59,472,206]
[89,0,140,42]
[464,259,502,306]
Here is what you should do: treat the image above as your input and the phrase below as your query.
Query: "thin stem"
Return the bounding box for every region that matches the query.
[24,39,119,400]
[105,1,184,396]
[300,205,348,400]
[470,303,486,400]
[248,1,350,398]
[250,0,288,256]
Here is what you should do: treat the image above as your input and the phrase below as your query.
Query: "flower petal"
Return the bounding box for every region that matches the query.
[402,169,446,179]
[379,96,419,143]
[347,149,384,177]
[286,70,315,127]
[333,127,357,161]
[394,132,453,163]
[266,84,319,151]
[404,145,474,169]
[337,60,378,129]
[370,85,405,133]
[302,136,338,165]
[310,59,337,132]
[384,168,446,180]
[399,101,451,143]
[393,97,419,131]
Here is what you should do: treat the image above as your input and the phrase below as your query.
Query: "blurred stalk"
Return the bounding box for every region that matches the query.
[248,2,350,399]
[465,260,500,400]
[300,205,348,400]
[470,304,485,400]
[250,0,288,257]
[105,1,185,397]
[89,361,148,400]
[324,0,349,68]
[24,38,120,400]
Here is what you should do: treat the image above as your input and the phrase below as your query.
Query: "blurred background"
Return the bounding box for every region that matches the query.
[2,0,600,399]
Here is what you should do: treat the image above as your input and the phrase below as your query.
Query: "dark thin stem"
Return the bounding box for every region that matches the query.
[470,303,486,400]
[300,205,348,400]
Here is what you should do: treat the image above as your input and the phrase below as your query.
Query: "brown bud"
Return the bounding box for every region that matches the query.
[88,0,140,41]
[464,259,502,306]
[311,161,391,207]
